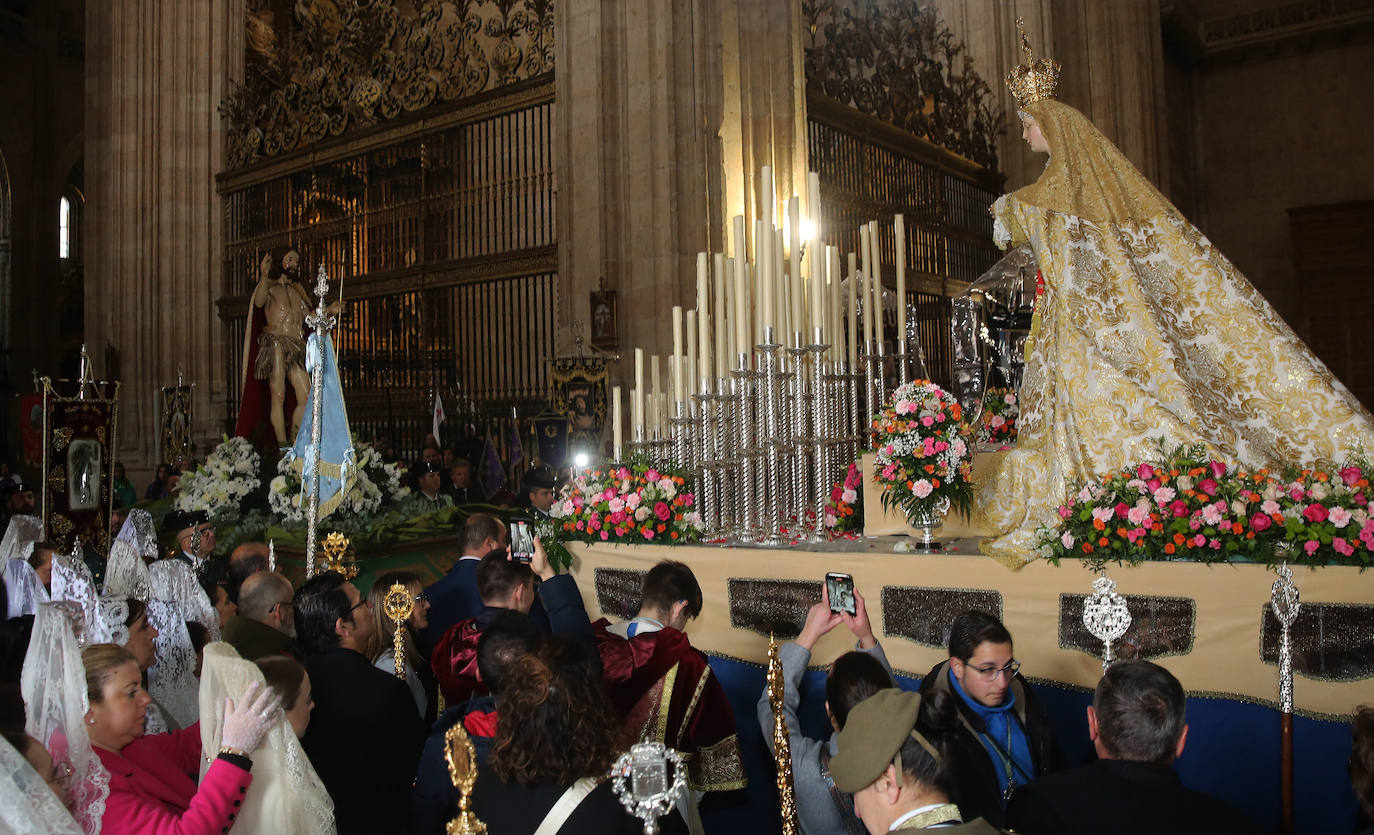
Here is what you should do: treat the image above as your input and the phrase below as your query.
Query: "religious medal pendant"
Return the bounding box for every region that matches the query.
[1002,777,1016,803]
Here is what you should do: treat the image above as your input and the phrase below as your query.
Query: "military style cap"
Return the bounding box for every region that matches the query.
[523,467,556,490]
[162,509,208,536]
[0,479,27,496]
[829,688,927,793]
[416,460,443,475]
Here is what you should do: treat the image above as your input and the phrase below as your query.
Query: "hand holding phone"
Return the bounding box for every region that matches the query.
[509,519,534,563]
[825,572,857,616]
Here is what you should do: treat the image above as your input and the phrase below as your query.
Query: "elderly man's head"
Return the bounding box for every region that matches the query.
[237,570,296,637]
[1088,659,1188,765]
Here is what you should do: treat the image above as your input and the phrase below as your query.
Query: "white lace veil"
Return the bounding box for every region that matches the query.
[101,546,198,727]
[0,733,83,835]
[50,552,125,646]
[0,515,43,564]
[145,600,199,729]
[113,510,159,560]
[21,602,109,835]
[148,559,218,640]
[198,643,336,834]
[5,558,48,617]
[101,542,151,602]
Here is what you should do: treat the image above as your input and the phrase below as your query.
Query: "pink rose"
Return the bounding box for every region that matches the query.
[1192,534,1206,547]
[1303,540,1319,555]
[1249,513,1272,532]
[1060,532,1074,548]
[1333,537,1355,557]
[654,501,671,521]
[920,416,935,427]
[642,527,655,540]
[646,469,661,481]
[934,441,949,453]
[1197,478,1218,497]
[1340,466,1363,487]
[1136,463,1154,480]
[1261,499,1280,515]
[600,530,610,541]
[1302,504,1328,523]
[1209,460,1226,478]
[831,485,844,502]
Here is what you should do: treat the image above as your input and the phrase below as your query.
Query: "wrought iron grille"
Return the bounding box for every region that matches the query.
[807,92,1003,387]
[219,84,557,452]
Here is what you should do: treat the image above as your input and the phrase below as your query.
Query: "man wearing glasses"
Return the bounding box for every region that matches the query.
[917,609,1060,828]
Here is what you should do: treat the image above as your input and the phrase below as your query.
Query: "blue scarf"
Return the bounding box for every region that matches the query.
[948,666,1034,800]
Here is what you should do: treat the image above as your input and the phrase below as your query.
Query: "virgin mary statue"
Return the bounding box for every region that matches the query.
[974,23,1374,563]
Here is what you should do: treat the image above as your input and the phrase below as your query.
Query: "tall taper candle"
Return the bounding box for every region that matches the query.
[686,309,698,397]
[671,307,684,404]
[894,214,906,348]
[714,254,728,380]
[788,197,802,339]
[634,349,644,435]
[651,354,662,435]
[870,220,884,356]
[847,252,859,370]
[612,386,622,459]
[733,217,748,365]
[860,225,873,352]
[696,255,711,387]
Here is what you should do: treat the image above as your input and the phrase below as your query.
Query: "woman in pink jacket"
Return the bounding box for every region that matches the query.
[82,643,281,834]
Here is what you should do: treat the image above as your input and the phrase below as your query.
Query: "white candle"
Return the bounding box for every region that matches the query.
[651,354,661,436]
[847,252,859,370]
[733,217,748,365]
[828,246,841,359]
[714,253,728,380]
[860,225,873,353]
[761,165,774,227]
[894,214,906,355]
[788,197,802,341]
[612,386,622,460]
[870,221,884,357]
[756,219,770,336]
[634,349,644,437]
[686,309,698,398]
[671,307,684,404]
[696,255,711,388]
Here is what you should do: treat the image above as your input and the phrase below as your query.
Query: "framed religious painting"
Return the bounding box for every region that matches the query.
[41,374,120,555]
[549,355,608,456]
[590,290,617,350]
[161,382,194,465]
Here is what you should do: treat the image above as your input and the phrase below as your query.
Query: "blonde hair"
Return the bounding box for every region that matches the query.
[81,643,136,704]
[367,570,423,668]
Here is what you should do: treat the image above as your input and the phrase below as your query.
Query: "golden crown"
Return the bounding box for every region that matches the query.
[1006,18,1061,108]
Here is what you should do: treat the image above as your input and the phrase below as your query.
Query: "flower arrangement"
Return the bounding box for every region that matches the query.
[267,442,410,525]
[550,460,701,545]
[175,436,261,521]
[977,387,1019,448]
[871,380,976,521]
[1037,437,1374,570]
[824,461,864,532]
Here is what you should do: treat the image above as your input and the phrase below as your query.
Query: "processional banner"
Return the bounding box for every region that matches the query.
[41,378,120,555]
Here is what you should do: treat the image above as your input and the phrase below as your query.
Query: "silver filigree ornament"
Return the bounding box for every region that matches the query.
[1269,561,1301,713]
[610,742,688,835]
[1082,574,1132,671]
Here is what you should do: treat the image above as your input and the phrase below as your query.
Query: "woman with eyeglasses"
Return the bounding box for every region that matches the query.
[917,610,1061,829]
[367,570,436,723]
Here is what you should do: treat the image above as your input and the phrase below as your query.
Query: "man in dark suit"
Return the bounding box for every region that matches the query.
[162,509,229,586]
[423,512,506,645]
[1006,659,1256,834]
[917,610,1060,828]
[296,571,426,835]
[221,570,298,660]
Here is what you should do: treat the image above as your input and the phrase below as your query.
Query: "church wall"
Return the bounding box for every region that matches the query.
[1186,37,1374,326]
[0,2,85,472]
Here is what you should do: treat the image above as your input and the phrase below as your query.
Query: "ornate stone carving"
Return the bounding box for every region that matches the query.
[222,0,556,169]
[801,0,1002,170]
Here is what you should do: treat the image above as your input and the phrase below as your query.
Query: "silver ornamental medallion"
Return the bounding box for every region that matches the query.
[611,742,688,835]
[1082,575,1132,671]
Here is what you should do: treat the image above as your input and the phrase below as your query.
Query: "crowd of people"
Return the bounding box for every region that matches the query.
[0,502,1371,833]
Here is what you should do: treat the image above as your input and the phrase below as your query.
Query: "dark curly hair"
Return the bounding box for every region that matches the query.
[489,637,620,787]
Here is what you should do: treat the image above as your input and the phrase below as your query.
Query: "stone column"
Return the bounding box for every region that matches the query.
[84,0,243,478]
[934,0,1168,194]
[556,0,810,367]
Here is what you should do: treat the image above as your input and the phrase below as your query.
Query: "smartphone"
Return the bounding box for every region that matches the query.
[510,519,534,564]
[825,572,856,616]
